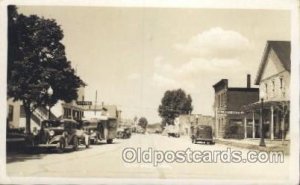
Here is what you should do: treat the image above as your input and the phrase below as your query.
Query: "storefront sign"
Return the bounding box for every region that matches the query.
[76,101,92,106]
[217,110,244,115]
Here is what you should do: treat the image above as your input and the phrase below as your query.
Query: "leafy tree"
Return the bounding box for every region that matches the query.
[138,117,148,129]
[158,89,193,127]
[7,6,82,133]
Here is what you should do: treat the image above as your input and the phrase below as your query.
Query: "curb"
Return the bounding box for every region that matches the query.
[215,139,290,155]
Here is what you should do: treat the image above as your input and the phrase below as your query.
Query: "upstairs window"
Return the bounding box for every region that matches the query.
[280,77,283,89]
[272,80,275,97]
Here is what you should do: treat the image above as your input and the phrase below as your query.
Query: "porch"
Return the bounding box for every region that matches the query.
[242,100,290,141]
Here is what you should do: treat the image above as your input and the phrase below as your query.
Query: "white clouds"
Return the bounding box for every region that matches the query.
[175,27,252,58]
[151,27,251,92]
[151,57,242,91]
[152,73,176,88]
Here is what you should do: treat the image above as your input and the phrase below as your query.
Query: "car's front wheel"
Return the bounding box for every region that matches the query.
[85,136,90,148]
[192,137,196,144]
[107,139,113,144]
[57,139,65,153]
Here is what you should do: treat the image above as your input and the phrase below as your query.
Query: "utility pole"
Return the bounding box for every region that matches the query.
[94,90,97,115]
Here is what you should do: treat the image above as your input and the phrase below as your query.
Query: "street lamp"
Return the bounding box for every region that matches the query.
[47,86,53,119]
[259,90,266,147]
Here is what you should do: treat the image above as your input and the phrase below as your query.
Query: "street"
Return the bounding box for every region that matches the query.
[7,134,289,180]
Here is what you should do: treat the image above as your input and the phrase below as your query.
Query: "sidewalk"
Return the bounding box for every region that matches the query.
[215,138,290,155]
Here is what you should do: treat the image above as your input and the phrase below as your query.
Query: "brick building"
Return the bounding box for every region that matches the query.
[213,75,259,138]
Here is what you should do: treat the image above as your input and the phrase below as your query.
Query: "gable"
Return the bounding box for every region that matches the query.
[261,48,286,81]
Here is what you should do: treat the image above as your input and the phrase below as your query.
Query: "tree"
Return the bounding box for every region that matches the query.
[274,101,289,141]
[158,89,193,127]
[138,117,148,129]
[7,6,82,133]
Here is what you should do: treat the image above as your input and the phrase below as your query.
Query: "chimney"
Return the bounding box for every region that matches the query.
[247,74,251,88]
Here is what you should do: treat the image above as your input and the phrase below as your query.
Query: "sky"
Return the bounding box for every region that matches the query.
[18,6,290,123]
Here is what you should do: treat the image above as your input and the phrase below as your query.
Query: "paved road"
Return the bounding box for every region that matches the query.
[7,134,289,181]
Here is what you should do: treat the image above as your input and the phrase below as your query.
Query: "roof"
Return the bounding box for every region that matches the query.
[213,79,228,88]
[84,104,119,119]
[242,100,290,112]
[227,88,259,92]
[255,41,291,85]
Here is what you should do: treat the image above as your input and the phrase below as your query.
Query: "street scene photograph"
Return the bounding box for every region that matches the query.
[3,1,299,184]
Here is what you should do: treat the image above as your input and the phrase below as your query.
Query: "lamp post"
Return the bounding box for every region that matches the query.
[259,91,266,147]
[47,86,53,119]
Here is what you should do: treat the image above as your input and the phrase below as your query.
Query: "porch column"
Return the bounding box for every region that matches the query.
[252,111,255,138]
[244,116,247,139]
[270,106,274,140]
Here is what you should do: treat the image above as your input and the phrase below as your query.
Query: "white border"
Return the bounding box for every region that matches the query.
[0,0,299,184]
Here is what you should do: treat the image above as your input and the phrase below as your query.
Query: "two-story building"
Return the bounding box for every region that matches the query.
[213,75,259,138]
[7,82,87,132]
[243,41,290,141]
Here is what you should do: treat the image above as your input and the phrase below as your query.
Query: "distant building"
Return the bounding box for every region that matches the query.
[243,41,290,140]
[82,104,121,121]
[174,114,214,136]
[213,75,259,138]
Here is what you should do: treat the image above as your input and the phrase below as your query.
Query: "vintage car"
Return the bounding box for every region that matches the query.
[190,125,214,144]
[116,127,131,139]
[26,119,89,152]
[82,119,100,144]
[82,117,118,144]
[166,125,180,138]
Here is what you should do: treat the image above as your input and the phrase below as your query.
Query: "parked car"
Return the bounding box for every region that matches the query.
[166,125,180,138]
[25,119,89,152]
[116,127,131,139]
[82,117,118,144]
[190,125,214,144]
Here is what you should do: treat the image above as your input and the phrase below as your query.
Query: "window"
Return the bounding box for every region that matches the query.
[8,105,13,122]
[223,93,226,106]
[264,83,268,99]
[280,77,283,89]
[272,80,275,92]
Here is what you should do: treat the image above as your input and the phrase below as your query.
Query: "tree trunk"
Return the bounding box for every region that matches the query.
[24,104,32,134]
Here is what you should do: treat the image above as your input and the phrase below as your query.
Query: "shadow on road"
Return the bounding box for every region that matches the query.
[6,145,91,164]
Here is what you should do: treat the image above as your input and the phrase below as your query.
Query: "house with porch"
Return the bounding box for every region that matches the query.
[242,41,290,141]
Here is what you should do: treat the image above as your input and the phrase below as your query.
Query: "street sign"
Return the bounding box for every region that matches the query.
[76,101,92,106]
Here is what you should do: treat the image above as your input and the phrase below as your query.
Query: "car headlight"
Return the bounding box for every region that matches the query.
[90,130,94,133]
[49,130,55,136]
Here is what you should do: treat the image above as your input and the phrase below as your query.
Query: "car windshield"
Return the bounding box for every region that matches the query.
[197,126,211,130]
[83,121,98,127]
[42,121,64,128]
